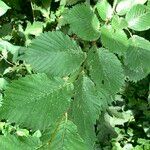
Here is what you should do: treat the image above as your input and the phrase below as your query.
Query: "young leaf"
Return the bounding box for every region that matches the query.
[116,0,147,15]
[71,75,110,148]
[0,74,73,130]
[111,15,128,30]
[125,4,150,31]
[25,31,85,77]
[87,48,124,95]
[0,135,41,150]
[96,0,113,21]
[65,4,100,41]
[41,119,88,150]
[0,78,8,90]
[0,40,20,62]
[101,25,128,55]
[24,22,43,36]
[124,35,150,80]
[0,0,10,17]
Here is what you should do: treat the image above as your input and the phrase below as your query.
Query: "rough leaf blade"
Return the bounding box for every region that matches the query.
[124,35,150,81]
[25,31,85,77]
[0,74,73,130]
[116,0,147,15]
[96,0,113,21]
[0,135,41,150]
[66,4,100,41]
[41,120,88,150]
[71,75,111,148]
[101,25,128,55]
[125,4,150,31]
[124,66,148,82]
[87,48,124,95]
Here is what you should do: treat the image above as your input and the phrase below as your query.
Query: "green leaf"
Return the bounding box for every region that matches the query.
[116,0,147,15]
[41,0,52,9]
[65,4,100,41]
[31,2,50,19]
[148,0,150,9]
[96,114,117,145]
[0,23,12,38]
[0,94,2,107]
[0,135,41,150]
[96,0,113,21]
[24,22,43,36]
[111,15,128,30]
[71,75,110,149]
[135,139,150,150]
[124,35,150,81]
[2,0,21,11]
[125,4,150,31]
[105,109,134,127]
[25,31,85,77]
[87,48,124,95]
[0,74,73,130]
[0,0,10,17]
[0,78,8,90]
[0,40,20,62]
[101,25,128,55]
[66,0,82,6]
[124,66,148,82]
[41,119,88,150]
[16,129,29,137]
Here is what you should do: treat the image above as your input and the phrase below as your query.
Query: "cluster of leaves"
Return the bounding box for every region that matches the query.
[0,0,150,149]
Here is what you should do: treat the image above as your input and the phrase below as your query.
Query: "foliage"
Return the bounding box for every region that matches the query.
[0,0,149,149]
